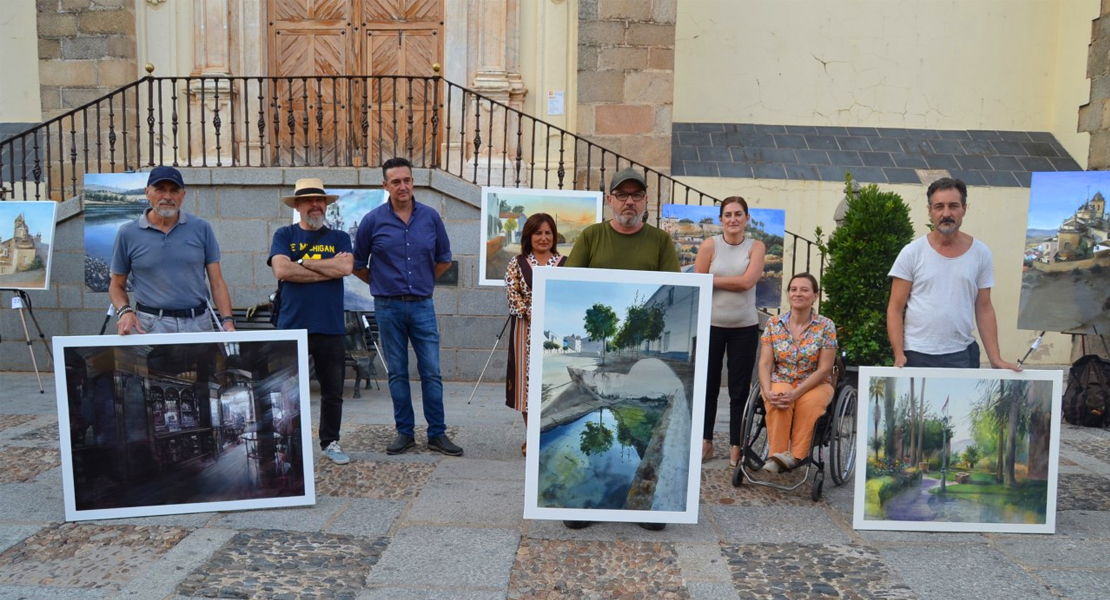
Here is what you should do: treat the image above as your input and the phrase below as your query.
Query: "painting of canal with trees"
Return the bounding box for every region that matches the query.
[854,367,1062,533]
[523,268,712,524]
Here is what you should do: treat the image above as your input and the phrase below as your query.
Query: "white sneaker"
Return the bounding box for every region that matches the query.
[322,441,350,465]
[761,458,781,473]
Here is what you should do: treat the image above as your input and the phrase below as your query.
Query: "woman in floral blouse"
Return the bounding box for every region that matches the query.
[757,272,838,472]
[505,213,566,455]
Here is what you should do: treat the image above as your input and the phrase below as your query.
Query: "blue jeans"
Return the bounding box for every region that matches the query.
[374,297,446,439]
[904,340,981,369]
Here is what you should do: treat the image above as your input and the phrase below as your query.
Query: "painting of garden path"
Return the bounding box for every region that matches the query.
[523,268,712,524]
[853,367,1062,534]
[660,204,786,308]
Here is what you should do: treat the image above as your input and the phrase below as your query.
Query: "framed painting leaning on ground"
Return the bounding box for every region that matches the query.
[524,267,712,524]
[53,330,315,521]
[853,367,1062,534]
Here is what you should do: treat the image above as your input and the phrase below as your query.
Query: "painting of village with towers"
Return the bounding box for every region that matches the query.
[0,201,56,291]
[1019,171,1110,334]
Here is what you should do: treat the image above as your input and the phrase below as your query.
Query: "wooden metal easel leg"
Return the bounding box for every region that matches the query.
[15,304,44,394]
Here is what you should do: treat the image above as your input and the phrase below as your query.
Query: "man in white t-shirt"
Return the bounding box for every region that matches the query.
[886,177,1019,370]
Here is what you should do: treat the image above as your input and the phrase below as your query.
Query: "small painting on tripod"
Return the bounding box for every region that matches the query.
[0,200,57,291]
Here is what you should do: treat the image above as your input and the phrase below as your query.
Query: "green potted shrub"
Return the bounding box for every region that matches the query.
[816,173,915,370]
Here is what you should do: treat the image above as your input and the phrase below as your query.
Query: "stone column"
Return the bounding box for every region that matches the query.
[1075,0,1110,360]
[467,0,528,186]
[188,0,235,165]
[577,0,675,196]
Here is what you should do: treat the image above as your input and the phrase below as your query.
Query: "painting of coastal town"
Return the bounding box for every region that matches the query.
[853,367,1061,534]
[290,188,387,311]
[53,330,315,521]
[660,204,786,308]
[523,267,711,524]
[83,173,149,292]
[478,187,604,286]
[1019,171,1110,333]
[0,201,56,291]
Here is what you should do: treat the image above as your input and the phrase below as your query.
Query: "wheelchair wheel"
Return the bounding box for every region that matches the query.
[811,471,825,501]
[731,385,767,487]
[829,383,858,486]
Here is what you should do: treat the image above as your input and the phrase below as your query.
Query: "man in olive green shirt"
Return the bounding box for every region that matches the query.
[565,167,680,273]
[562,167,679,533]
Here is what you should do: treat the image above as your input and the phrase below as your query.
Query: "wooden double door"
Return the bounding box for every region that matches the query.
[267,0,443,166]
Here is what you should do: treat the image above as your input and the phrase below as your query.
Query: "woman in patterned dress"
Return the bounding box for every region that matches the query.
[505,213,566,455]
[757,272,838,472]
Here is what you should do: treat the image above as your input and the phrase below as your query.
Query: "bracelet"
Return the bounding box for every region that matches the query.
[116,306,135,318]
[221,316,235,323]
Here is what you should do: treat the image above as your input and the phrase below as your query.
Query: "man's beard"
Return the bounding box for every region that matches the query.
[303,213,326,229]
[154,205,178,218]
[936,219,958,234]
[614,211,643,228]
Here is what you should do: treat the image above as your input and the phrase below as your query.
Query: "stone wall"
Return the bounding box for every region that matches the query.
[36,0,137,122]
[577,0,676,177]
[0,168,516,382]
[1075,0,1110,361]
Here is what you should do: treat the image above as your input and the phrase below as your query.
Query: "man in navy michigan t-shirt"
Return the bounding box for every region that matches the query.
[269,178,354,465]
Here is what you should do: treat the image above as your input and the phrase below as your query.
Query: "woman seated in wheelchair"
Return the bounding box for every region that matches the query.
[757,272,838,473]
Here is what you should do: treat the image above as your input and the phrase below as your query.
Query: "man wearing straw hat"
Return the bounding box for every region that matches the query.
[269,178,355,465]
[110,165,236,335]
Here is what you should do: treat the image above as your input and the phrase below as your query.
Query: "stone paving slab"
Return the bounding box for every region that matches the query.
[506,539,689,599]
[0,524,45,554]
[367,526,519,589]
[405,476,525,527]
[0,414,37,432]
[0,481,67,522]
[323,498,405,538]
[212,496,345,532]
[686,581,741,600]
[723,543,917,599]
[1055,509,1110,539]
[878,543,1059,600]
[991,537,1110,568]
[674,542,733,583]
[113,527,239,600]
[0,584,109,599]
[427,458,526,482]
[176,529,389,599]
[1035,569,1110,600]
[0,522,190,591]
[358,590,506,600]
[709,505,853,545]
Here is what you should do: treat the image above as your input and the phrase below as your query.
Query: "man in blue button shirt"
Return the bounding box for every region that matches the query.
[353,157,463,457]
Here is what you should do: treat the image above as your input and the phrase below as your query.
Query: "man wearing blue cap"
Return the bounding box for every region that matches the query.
[109,166,236,335]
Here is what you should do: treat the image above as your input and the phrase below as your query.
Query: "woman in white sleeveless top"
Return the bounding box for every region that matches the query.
[694,196,765,467]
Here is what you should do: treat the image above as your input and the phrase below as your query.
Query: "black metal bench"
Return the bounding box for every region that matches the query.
[232,306,383,398]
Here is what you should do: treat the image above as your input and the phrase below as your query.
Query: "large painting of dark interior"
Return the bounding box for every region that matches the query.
[58,335,310,517]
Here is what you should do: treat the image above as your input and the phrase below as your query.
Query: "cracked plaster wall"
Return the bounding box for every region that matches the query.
[674,0,1098,166]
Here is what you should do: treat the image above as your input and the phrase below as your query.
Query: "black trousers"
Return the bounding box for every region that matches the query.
[310,333,347,449]
[703,324,760,445]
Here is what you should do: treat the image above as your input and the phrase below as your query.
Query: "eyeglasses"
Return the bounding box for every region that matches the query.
[611,191,647,202]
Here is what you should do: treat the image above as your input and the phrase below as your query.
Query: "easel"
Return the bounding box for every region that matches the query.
[3,290,52,393]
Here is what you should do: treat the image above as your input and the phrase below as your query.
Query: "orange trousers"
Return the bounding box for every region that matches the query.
[765,382,834,460]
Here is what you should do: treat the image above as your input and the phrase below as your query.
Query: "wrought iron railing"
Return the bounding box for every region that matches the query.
[0,72,822,304]
[0,74,718,209]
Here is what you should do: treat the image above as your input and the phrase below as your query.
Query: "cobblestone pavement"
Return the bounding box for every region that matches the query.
[1,372,1108,600]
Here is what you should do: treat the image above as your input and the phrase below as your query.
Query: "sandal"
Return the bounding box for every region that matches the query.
[729,445,741,468]
[521,442,527,457]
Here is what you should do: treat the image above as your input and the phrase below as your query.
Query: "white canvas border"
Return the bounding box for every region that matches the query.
[852,366,1062,534]
[477,187,605,287]
[523,267,712,524]
[0,200,58,291]
[53,329,316,522]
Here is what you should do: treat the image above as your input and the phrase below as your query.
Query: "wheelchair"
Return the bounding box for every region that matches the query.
[730,357,858,501]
